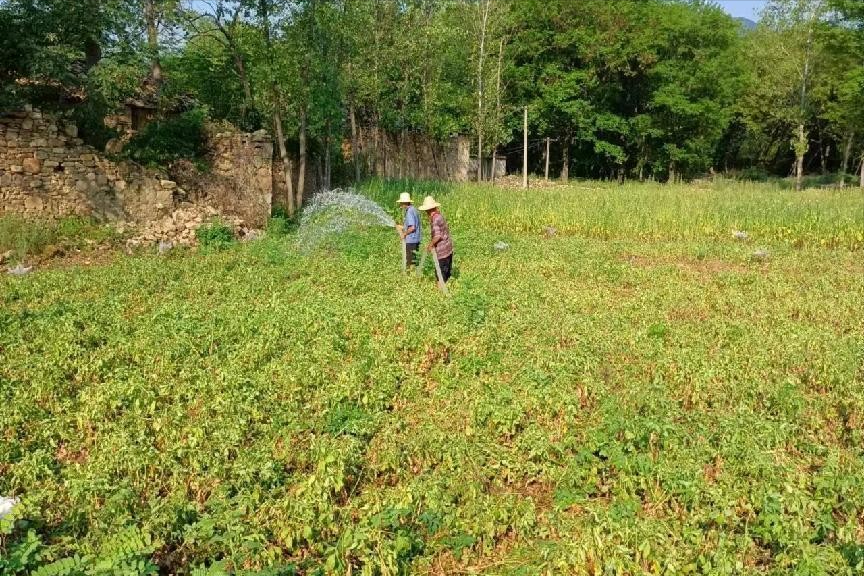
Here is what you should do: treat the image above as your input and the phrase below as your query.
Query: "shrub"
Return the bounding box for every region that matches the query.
[68,95,119,152]
[266,216,292,237]
[267,206,300,237]
[737,167,770,182]
[195,220,234,250]
[123,109,208,167]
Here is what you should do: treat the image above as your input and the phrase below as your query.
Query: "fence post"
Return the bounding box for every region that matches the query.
[545,137,550,181]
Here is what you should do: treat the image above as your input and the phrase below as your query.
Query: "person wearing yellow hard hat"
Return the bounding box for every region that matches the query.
[395,192,422,269]
[418,195,454,283]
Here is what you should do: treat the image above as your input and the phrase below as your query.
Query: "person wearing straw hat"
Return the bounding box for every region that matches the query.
[418,195,454,283]
[396,192,422,268]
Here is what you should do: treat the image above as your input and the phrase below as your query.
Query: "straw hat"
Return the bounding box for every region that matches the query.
[397,192,413,204]
[418,196,441,211]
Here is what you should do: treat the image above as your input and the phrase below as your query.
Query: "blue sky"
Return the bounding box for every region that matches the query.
[716,0,767,20]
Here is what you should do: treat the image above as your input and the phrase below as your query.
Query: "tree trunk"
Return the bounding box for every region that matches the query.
[561,138,569,182]
[259,0,291,213]
[325,118,332,191]
[273,112,294,215]
[523,107,528,189]
[296,105,307,208]
[144,0,162,86]
[477,132,483,183]
[795,20,814,192]
[220,10,253,121]
[382,131,388,177]
[860,153,864,189]
[431,144,440,179]
[795,123,806,192]
[545,137,550,180]
[841,132,854,188]
[400,129,406,179]
[820,141,829,175]
[475,0,490,183]
[233,52,253,119]
[350,99,360,182]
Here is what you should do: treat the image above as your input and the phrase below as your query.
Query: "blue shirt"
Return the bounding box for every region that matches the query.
[404,206,421,244]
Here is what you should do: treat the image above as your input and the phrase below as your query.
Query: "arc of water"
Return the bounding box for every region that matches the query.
[296,188,397,252]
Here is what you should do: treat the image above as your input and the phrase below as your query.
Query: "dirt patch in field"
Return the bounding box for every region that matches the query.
[429,530,522,576]
[621,253,748,275]
[7,242,122,274]
[666,305,711,323]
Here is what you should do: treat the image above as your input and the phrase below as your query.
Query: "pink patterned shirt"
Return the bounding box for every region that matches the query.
[431,212,453,259]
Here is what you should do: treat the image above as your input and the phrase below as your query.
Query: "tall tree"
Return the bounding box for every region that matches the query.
[754,0,828,190]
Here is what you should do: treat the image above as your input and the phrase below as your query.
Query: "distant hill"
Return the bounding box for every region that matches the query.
[735,17,758,30]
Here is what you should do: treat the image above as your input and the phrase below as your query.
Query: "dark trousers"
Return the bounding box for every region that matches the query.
[437,253,453,283]
[406,243,420,266]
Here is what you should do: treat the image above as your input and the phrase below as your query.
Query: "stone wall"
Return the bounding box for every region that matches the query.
[0,107,273,228]
[0,107,177,222]
[172,130,274,227]
[351,128,470,182]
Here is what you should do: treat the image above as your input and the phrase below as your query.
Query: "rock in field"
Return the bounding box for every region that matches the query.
[7,263,32,276]
[0,496,19,519]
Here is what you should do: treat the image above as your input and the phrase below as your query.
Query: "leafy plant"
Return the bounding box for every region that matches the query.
[123,109,209,168]
[0,180,862,574]
[195,220,235,250]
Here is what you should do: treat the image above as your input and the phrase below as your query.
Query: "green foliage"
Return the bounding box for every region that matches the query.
[0,0,143,110]
[165,19,262,131]
[510,0,746,180]
[1,517,156,576]
[68,93,121,152]
[267,205,302,237]
[122,109,209,167]
[195,220,235,250]
[1,181,862,574]
[0,529,46,575]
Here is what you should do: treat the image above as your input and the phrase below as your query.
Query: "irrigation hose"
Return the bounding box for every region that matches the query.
[416,251,427,278]
[431,252,449,295]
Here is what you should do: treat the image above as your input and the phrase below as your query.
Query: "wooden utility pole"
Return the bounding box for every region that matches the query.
[492,38,504,185]
[545,137,550,181]
[523,107,528,189]
[476,0,491,183]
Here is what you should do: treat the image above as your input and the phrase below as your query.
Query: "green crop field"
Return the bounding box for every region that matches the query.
[2,181,863,576]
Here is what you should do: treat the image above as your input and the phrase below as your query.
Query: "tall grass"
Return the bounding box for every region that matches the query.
[0,216,117,260]
[363,179,864,250]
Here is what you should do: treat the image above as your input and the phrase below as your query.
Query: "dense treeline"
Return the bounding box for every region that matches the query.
[1,0,862,208]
